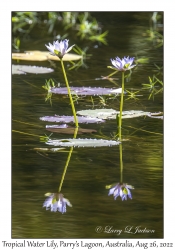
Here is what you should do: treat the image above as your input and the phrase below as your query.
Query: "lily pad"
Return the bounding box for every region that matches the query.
[12,51,82,61]
[77,109,151,119]
[121,110,150,119]
[147,112,163,119]
[46,125,97,134]
[33,147,66,153]
[77,109,117,119]
[46,138,121,147]
[40,115,105,124]
[12,65,54,74]
[50,87,122,96]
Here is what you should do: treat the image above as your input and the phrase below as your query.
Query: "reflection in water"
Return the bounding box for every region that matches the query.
[106,143,134,201]
[43,128,78,213]
[108,182,134,201]
[106,57,135,201]
[43,193,72,213]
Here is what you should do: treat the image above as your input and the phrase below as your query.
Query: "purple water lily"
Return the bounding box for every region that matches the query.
[43,193,72,213]
[45,39,75,59]
[111,56,136,71]
[108,183,134,201]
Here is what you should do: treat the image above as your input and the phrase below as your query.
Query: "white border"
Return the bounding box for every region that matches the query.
[1,0,175,248]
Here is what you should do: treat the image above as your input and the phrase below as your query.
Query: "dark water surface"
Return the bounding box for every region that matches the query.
[12,12,163,238]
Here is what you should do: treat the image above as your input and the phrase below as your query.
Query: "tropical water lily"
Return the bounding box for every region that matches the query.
[43,193,72,213]
[111,56,136,71]
[45,39,75,59]
[107,183,134,201]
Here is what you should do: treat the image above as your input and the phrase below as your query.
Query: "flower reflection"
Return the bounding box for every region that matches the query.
[43,193,72,213]
[45,39,75,59]
[111,56,136,71]
[107,183,134,201]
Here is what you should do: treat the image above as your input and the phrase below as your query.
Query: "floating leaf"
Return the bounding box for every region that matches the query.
[50,87,122,96]
[33,147,66,152]
[121,110,150,119]
[12,65,54,74]
[46,138,121,147]
[12,51,82,61]
[77,109,151,119]
[46,125,97,134]
[77,109,118,119]
[40,115,105,124]
[147,112,163,119]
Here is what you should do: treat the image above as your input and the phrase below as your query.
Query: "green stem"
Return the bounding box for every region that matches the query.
[118,71,125,183]
[118,71,125,141]
[119,143,123,183]
[58,128,78,192]
[12,129,41,138]
[107,70,118,78]
[60,59,79,128]
[58,147,73,193]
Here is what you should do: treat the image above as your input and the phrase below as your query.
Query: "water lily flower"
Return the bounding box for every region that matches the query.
[45,39,75,59]
[111,56,136,71]
[107,183,134,201]
[43,193,72,213]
